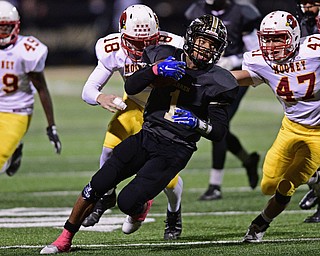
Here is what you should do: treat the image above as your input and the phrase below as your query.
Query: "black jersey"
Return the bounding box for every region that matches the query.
[125,45,238,149]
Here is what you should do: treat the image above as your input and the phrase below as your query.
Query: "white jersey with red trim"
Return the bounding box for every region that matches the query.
[0,35,48,115]
[242,34,320,126]
[82,31,184,108]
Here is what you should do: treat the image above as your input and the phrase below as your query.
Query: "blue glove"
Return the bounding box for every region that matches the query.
[172,108,198,129]
[156,56,186,81]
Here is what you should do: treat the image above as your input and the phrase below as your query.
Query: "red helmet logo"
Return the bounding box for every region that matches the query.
[119,11,127,30]
[286,14,297,30]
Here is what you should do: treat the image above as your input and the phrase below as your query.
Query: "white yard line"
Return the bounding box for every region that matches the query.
[2,237,320,250]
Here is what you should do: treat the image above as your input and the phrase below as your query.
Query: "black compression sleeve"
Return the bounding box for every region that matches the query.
[124,66,156,95]
[201,104,229,142]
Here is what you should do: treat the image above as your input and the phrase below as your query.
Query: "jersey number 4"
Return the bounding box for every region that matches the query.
[276,73,315,101]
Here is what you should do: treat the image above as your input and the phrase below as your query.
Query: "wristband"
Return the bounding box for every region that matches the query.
[197,119,212,134]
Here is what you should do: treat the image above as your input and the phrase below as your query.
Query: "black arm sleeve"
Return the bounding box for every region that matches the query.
[200,103,229,142]
[125,44,181,95]
[200,83,239,142]
[124,65,156,95]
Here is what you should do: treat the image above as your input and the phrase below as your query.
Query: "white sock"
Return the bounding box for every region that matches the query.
[99,147,115,196]
[164,176,183,212]
[99,147,113,168]
[209,168,224,186]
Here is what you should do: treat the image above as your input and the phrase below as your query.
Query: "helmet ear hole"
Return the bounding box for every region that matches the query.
[183,14,228,69]
[119,4,160,60]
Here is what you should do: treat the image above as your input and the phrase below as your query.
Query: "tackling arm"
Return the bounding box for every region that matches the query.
[82,61,126,112]
[231,70,254,86]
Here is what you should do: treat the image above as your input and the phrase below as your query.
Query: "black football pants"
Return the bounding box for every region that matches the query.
[90,129,194,216]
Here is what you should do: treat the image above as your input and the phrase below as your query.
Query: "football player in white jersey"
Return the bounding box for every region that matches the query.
[80,4,184,240]
[295,0,320,223]
[231,11,320,242]
[0,1,61,177]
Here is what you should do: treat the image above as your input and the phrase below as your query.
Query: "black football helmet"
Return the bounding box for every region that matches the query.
[183,15,228,69]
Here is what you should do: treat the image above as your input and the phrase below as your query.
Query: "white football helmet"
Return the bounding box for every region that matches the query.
[0,1,20,47]
[119,4,159,60]
[257,11,300,63]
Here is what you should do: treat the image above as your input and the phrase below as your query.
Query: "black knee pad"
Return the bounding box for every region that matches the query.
[275,191,291,205]
[81,182,103,202]
[117,190,145,216]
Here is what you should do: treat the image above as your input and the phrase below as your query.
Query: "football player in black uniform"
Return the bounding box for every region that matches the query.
[185,0,261,200]
[40,14,238,254]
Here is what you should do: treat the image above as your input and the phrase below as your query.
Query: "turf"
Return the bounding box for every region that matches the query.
[0,66,318,256]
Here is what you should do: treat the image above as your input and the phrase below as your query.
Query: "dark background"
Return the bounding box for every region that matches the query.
[12,0,298,65]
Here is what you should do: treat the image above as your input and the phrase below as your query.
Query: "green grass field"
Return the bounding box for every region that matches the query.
[0,66,319,255]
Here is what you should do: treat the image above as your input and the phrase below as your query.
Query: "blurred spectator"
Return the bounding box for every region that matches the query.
[253,0,299,19]
[144,0,193,36]
[298,0,320,36]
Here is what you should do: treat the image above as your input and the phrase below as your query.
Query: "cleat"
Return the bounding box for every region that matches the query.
[199,185,222,200]
[6,143,23,176]
[243,152,260,189]
[41,229,73,254]
[299,189,319,210]
[242,223,269,243]
[40,244,60,254]
[307,169,320,185]
[82,190,117,227]
[40,244,70,254]
[164,206,182,240]
[304,208,320,223]
[122,199,153,234]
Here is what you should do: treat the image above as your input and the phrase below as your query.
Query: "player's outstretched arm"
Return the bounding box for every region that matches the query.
[230,70,254,86]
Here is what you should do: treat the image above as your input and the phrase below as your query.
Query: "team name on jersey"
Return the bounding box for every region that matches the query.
[272,60,306,74]
[124,63,147,77]
[0,60,14,70]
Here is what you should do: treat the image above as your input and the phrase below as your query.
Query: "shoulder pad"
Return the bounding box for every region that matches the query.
[95,33,122,61]
[17,36,47,59]
[143,45,177,63]
[159,31,184,49]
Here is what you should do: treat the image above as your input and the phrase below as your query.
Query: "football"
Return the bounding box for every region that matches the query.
[150,76,175,88]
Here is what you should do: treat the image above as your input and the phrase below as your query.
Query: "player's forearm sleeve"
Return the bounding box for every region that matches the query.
[82,62,113,105]
[125,66,156,95]
[201,105,229,142]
